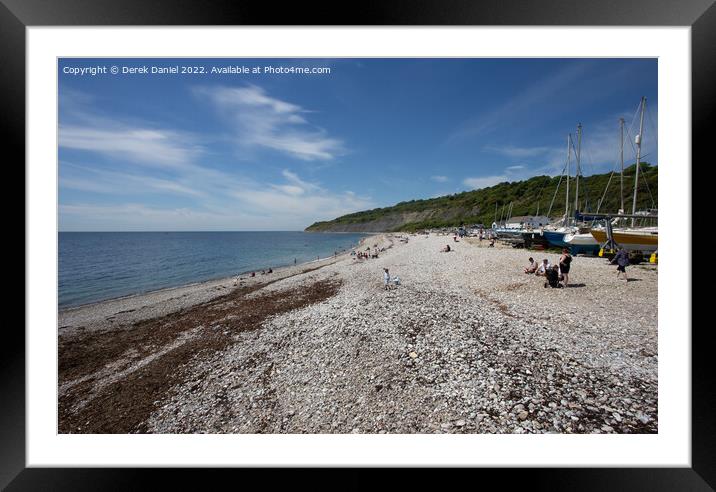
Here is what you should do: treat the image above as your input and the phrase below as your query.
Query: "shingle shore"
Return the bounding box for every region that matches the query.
[131,233,657,434]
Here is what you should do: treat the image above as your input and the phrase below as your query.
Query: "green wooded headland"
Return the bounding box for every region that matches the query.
[305,163,658,233]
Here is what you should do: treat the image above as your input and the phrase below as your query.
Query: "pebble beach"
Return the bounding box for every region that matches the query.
[58,233,658,434]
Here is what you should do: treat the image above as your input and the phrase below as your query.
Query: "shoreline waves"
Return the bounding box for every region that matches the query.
[59,231,368,308]
[58,233,657,434]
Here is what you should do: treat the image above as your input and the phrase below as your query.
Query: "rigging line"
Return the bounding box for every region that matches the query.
[581,147,598,211]
[645,103,659,151]
[644,106,659,143]
[637,161,657,209]
[546,154,570,218]
[596,170,616,215]
[620,102,643,159]
[534,175,551,216]
[623,127,655,209]
[599,146,626,212]
[625,127,639,159]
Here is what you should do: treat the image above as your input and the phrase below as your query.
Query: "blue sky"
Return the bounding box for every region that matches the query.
[58,58,657,231]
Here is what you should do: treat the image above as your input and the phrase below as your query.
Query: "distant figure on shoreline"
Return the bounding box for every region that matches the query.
[294,258,297,265]
[383,268,391,290]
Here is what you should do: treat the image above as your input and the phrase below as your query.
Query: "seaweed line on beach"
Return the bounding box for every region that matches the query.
[58,277,343,434]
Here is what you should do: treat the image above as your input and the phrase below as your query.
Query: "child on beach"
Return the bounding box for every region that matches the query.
[383,268,391,290]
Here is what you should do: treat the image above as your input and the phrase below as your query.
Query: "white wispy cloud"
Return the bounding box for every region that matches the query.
[61,166,373,230]
[483,145,554,158]
[58,92,366,230]
[59,125,202,168]
[430,175,449,182]
[447,62,592,141]
[59,203,265,231]
[463,175,509,190]
[476,101,658,179]
[60,163,206,198]
[197,85,345,161]
[231,169,372,224]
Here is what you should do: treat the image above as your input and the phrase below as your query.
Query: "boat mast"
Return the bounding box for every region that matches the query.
[574,123,582,221]
[565,134,571,226]
[619,117,625,213]
[631,97,646,227]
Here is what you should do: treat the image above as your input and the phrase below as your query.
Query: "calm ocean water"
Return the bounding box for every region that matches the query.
[58,231,367,308]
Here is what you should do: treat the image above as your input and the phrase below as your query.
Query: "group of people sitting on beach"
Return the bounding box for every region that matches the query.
[245,267,274,278]
[353,247,379,259]
[524,248,572,288]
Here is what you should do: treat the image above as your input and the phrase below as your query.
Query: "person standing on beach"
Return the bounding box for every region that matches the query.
[558,248,572,287]
[613,247,629,281]
[383,268,391,290]
[294,258,297,265]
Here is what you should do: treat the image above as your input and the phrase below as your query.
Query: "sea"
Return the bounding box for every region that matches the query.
[58,231,368,308]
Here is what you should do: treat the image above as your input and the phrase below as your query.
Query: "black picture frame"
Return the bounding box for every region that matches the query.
[5,0,713,488]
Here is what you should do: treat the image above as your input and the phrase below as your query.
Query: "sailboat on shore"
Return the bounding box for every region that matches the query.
[564,116,629,255]
[539,123,599,251]
[589,97,658,253]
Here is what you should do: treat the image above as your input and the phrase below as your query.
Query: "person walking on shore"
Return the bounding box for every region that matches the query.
[558,248,572,287]
[613,247,629,281]
[383,268,391,290]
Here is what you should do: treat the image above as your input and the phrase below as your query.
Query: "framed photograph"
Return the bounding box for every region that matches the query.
[6,0,713,487]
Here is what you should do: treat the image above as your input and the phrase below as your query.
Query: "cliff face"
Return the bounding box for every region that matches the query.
[306,207,479,232]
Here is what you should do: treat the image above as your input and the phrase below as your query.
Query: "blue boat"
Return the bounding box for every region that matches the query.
[542,229,571,248]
